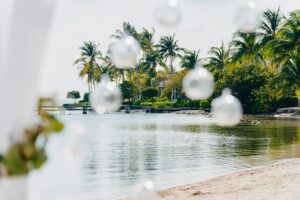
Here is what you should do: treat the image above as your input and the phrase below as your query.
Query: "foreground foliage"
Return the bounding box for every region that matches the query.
[0,99,64,176]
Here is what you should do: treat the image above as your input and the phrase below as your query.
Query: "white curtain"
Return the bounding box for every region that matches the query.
[0,0,56,153]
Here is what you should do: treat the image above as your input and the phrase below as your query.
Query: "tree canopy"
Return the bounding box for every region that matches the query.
[74,9,300,112]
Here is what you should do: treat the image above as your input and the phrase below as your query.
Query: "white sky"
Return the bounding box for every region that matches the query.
[38,0,300,99]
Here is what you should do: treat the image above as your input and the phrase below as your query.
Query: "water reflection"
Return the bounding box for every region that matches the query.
[143,134,158,172]
[82,141,100,193]
[30,114,300,200]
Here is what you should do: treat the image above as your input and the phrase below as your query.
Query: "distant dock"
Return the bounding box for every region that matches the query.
[40,105,197,114]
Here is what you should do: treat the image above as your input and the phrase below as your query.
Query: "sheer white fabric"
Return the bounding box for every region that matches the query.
[0,0,56,153]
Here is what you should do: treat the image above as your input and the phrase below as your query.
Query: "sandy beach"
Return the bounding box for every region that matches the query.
[159,159,300,200]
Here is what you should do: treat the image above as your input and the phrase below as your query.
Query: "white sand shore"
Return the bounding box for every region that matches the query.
[159,159,300,200]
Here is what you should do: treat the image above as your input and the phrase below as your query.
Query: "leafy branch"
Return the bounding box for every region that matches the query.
[0,98,64,177]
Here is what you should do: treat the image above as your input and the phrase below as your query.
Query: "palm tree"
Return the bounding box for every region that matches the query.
[156,35,182,73]
[131,27,156,91]
[257,8,284,70]
[111,23,150,93]
[74,41,102,92]
[110,22,139,40]
[101,53,127,84]
[230,31,264,65]
[258,8,283,47]
[206,41,229,72]
[139,27,170,87]
[180,50,201,70]
[156,34,183,100]
[281,53,300,106]
[99,54,116,81]
[161,70,189,100]
[142,49,166,87]
[139,28,155,52]
[272,10,300,65]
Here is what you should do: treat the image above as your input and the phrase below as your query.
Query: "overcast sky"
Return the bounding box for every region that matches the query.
[38,0,300,98]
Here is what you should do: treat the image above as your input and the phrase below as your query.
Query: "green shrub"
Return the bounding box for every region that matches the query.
[200,100,211,109]
[122,101,133,105]
[149,97,174,109]
[120,81,137,100]
[140,102,153,107]
[135,97,175,109]
[141,87,159,100]
[67,91,81,103]
[132,101,143,106]
[216,64,267,113]
[83,92,90,102]
[189,100,201,108]
[251,85,298,114]
[152,101,174,109]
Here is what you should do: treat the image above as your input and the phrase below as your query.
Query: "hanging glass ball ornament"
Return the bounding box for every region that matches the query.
[211,88,243,127]
[63,123,88,161]
[155,0,182,27]
[183,65,215,100]
[110,36,140,69]
[90,75,122,114]
[235,0,262,32]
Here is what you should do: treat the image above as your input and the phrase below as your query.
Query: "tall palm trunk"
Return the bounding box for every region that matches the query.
[88,82,91,93]
[129,70,133,82]
[122,70,125,82]
[136,66,141,100]
[169,57,176,101]
[89,58,96,92]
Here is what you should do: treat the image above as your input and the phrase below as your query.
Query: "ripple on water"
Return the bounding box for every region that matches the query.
[29,113,300,200]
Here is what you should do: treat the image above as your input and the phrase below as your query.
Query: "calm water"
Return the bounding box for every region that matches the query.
[29,113,300,200]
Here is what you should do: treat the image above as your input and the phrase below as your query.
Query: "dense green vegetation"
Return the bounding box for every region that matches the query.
[67,90,81,103]
[74,9,300,114]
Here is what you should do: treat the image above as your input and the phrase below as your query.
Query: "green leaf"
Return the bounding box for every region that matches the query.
[32,149,47,169]
[5,144,29,176]
[22,143,36,160]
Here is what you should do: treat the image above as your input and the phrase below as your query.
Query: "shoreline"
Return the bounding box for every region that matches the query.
[158,158,300,200]
[175,110,300,121]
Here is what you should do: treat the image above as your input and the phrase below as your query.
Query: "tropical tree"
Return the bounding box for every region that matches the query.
[138,27,168,87]
[141,87,159,100]
[134,61,142,92]
[100,54,118,81]
[73,10,300,113]
[109,22,140,84]
[156,35,182,74]
[220,64,268,113]
[180,50,201,70]
[139,28,155,52]
[272,10,300,64]
[141,50,166,87]
[257,9,284,70]
[230,32,263,64]
[67,91,81,103]
[156,34,183,100]
[110,22,139,40]
[206,41,230,72]
[162,70,188,100]
[83,92,90,102]
[154,70,170,96]
[281,54,300,106]
[258,8,284,47]
[74,41,102,92]
[120,81,136,101]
